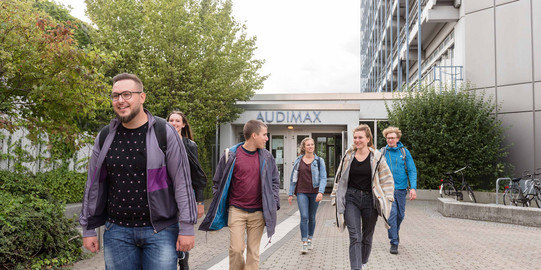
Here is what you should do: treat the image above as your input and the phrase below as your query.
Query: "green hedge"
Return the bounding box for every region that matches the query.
[385,86,510,190]
[0,170,83,269]
[34,167,86,203]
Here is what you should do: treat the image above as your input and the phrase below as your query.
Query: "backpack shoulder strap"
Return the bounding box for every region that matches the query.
[380,147,386,157]
[400,147,410,188]
[224,148,230,163]
[98,125,110,150]
[153,117,167,154]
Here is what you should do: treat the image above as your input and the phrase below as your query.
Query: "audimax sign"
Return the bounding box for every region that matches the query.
[256,111,322,124]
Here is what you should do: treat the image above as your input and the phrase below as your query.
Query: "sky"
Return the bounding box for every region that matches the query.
[53,0,360,94]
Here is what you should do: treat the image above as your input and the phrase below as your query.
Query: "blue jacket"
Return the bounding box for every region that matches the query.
[288,154,327,195]
[382,141,417,190]
[198,143,281,238]
[80,110,197,237]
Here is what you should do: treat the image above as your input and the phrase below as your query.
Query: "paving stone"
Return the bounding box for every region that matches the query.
[65,195,541,269]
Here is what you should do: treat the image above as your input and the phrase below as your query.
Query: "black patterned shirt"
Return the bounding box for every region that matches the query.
[105,122,151,227]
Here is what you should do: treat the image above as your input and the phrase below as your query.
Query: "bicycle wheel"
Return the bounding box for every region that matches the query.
[503,188,520,206]
[464,185,477,203]
[534,188,541,208]
[440,182,457,199]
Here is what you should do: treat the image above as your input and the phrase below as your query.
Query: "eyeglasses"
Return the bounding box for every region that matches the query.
[110,91,142,101]
[386,137,398,140]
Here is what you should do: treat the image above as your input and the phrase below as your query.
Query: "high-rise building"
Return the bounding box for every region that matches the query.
[360,0,540,174]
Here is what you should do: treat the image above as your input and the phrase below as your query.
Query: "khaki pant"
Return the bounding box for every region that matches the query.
[228,206,266,270]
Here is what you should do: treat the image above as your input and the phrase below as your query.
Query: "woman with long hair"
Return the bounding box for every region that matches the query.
[167,111,207,270]
[331,124,394,269]
[288,137,327,254]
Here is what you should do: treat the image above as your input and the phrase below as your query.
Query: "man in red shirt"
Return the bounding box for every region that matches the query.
[199,120,280,270]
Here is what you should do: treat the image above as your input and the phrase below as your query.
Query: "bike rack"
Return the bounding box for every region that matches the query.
[495,178,511,205]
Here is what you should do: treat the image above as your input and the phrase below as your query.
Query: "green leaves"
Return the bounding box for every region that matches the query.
[0,170,82,269]
[386,86,510,190]
[86,0,266,187]
[0,0,113,162]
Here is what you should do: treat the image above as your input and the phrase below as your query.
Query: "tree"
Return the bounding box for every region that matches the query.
[33,0,93,48]
[0,0,113,165]
[385,86,510,190]
[86,0,267,179]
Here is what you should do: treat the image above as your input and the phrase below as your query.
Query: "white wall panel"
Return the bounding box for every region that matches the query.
[464,9,496,88]
[464,0,493,14]
[495,0,532,85]
[500,112,534,175]
[497,83,533,113]
[533,0,541,81]
[535,82,541,111]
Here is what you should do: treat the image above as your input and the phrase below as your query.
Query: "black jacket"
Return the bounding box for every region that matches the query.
[183,138,207,202]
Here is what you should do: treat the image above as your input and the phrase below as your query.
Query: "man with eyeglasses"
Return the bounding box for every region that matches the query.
[79,73,197,269]
[381,126,417,255]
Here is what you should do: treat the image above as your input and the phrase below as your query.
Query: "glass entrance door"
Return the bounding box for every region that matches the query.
[270,134,285,189]
[313,134,342,189]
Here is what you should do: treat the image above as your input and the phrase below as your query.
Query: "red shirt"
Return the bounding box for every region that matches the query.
[229,146,263,210]
[296,159,318,194]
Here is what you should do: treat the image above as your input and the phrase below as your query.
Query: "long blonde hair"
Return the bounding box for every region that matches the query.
[299,137,315,155]
[352,124,375,150]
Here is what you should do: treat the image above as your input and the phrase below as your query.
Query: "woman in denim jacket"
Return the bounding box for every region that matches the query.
[288,137,327,254]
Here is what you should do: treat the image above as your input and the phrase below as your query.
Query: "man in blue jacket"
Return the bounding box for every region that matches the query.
[381,126,417,255]
[79,73,197,269]
[199,120,280,270]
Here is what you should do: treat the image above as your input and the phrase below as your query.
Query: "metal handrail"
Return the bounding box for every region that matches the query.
[495,178,511,205]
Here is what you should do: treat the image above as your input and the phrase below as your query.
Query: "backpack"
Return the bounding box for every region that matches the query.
[98,117,167,154]
[380,146,410,188]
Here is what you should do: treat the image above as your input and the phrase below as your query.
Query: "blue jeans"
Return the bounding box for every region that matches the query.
[344,188,378,270]
[296,193,320,242]
[103,222,179,270]
[387,189,407,245]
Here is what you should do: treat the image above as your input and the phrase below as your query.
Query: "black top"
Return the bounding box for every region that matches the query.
[348,154,372,191]
[105,123,151,227]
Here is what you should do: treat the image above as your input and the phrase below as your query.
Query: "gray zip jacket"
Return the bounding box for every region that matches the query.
[198,143,280,238]
[79,110,197,237]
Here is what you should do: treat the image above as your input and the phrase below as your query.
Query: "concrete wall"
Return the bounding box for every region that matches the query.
[462,0,540,175]
[437,198,541,227]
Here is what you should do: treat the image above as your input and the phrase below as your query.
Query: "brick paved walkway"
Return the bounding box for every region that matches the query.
[66,195,541,269]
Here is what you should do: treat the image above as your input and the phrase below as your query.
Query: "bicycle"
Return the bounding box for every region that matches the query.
[439,165,477,203]
[502,168,541,208]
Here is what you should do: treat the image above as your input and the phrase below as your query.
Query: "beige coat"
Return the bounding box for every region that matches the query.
[331,147,395,231]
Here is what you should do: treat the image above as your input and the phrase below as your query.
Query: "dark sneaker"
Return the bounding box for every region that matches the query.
[390,244,398,254]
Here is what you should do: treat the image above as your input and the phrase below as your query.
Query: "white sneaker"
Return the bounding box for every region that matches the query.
[307,240,314,250]
[301,243,308,254]
[362,263,368,269]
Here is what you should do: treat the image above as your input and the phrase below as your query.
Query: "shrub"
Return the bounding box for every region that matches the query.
[35,167,86,203]
[0,171,82,269]
[385,86,510,190]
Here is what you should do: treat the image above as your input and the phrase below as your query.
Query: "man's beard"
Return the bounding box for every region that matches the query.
[115,105,141,123]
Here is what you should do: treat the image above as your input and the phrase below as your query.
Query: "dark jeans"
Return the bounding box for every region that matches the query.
[387,189,407,245]
[344,188,378,270]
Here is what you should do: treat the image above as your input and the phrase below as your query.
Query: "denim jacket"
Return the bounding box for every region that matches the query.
[288,154,327,195]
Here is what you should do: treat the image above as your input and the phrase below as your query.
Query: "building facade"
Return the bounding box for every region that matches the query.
[360,0,541,174]
[218,93,392,193]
